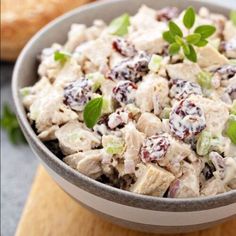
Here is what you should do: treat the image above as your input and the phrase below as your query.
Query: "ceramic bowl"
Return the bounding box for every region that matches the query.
[12,0,236,233]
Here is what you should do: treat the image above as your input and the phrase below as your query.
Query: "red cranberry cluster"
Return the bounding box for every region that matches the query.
[108,52,150,82]
[112,80,137,104]
[140,134,170,163]
[112,38,137,57]
[169,99,206,140]
[63,79,93,111]
[170,79,202,100]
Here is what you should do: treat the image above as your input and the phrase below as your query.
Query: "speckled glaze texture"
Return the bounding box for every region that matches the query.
[12,0,236,233]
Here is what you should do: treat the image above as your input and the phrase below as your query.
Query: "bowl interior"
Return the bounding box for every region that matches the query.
[12,0,236,211]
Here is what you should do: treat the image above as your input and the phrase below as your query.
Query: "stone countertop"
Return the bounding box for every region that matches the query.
[1,62,38,236]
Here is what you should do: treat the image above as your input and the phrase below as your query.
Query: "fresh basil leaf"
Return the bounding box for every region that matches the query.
[10,128,26,145]
[230,10,236,26]
[168,43,180,55]
[194,39,208,47]
[168,21,183,37]
[182,43,190,55]
[108,13,130,36]
[83,97,103,128]
[54,51,71,63]
[194,25,216,39]
[183,7,196,29]
[184,44,197,62]
[186,33,201,44]
[162,31,175,43]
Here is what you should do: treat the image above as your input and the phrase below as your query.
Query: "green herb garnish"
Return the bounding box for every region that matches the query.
[162,6,216,62]
[225,115,236,144]
[194,25,216,39]
[230,10,236,26]
[54,51,71,63]
[0,104,26,145]
[183,6,196,29]
[83,97,103,128]
[108,13,130,36]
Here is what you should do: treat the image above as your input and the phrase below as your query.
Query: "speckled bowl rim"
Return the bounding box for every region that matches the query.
[12,0,236,212]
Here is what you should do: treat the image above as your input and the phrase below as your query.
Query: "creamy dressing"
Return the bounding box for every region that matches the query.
[22,5,236,198]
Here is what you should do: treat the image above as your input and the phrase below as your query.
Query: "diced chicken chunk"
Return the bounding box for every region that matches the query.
[135,75,169,113]
[130,5,159,30]
[168,162,200,198]
[64,20,106,52]
[122,122,145,174]
[189,95,229,136]
[64,150,103,179]
[38,44,62,80]
[136,112,163,136]
[224,21,236,41]
[166,62,202,83]
[63,152,87,169]
[53,57,83,88]
[197,44,229,68]
[201,178,226,196]
[129,30,166,54]
[55,120,101,155]
[79,36,113,68]
[129,5,166,53]
[38,125,59,141]
[130,164,175,197]
[224,157,236,188]
[76,151,103,179]
[22,77,52,109]
[29,89,78,133]
[157,134,197,176]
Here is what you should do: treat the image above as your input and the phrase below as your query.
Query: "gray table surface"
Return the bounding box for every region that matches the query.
[0,1,235,236]
[1,62,38,236]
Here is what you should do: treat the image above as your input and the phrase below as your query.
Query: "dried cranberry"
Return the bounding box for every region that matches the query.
[112,38,137,57]
[108,52,150,82]
[170,79,202,100]
[113,81,137,104]
[63,79,93,111]
[169,99,206,140]
[156,7,179,22]
[211,65,236,80]
[140,134,170,163]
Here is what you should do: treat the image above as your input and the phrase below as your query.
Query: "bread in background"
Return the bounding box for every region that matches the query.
[1,0,92,61]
